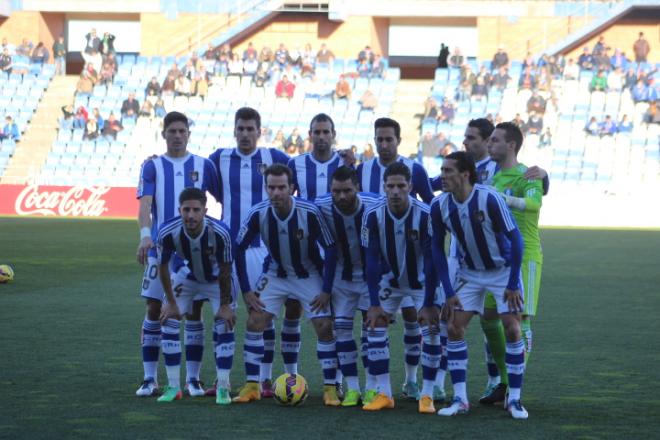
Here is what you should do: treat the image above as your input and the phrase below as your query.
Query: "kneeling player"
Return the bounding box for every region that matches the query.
[361,162,441,413]
[157,188,236,404]
[233,164,341,406]
[429,151,528,419]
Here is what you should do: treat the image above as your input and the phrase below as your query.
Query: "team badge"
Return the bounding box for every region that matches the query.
[479,169,489,183]
[190,171,199,182]
[205,246,214,256]
[258,163,268,175]
[408,229,419,241]
[296,229,305,240]
[473,210,485,223]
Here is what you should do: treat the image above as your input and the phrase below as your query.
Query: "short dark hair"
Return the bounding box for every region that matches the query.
[235,107,261,130]
[163,111,189,130]
[496,121,524,153]
[374,117,401,139]
[383,161,411,183]
[331,166,359,186]
[309,113,335,132]
[179,187,207,206]
[467,118,495,140]
[444,151,477,185]
[264,163,293,186]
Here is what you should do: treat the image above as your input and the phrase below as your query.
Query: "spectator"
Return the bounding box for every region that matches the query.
[358,45,375,64]
[242,41,257,61]
[593,36,606,56]
[243,52,259,77]
[438,99,456,123]
[252,64,268,88]
[607,67,624,92]
[491,45,509,70]
[260,126,273,145]
[120,92,140,121]
[215,53,229,77]
[578,47,594,70]
[593,47,611,72]
[525,111,543,135]
[357,58,371,78]
[618,114,633,133]
[83,117,99,140]
[204,43,218,61]
[289,45,302,67]
[219,43,233,60]
[258,46,273,63]
[88,50,102,74]
[175,74,192,97]
[100,32,116,57]
[274,43,289,69]
[633,32,650,63]
[92,108,104,132]
[0,48,12,76]
[285,128,304,151]
[359,89,378,114]
[538,127,552,148]
[282,64,300,84]
[491,66,511,91]
[272,129,286,151]
[316,43,335,65]
[371,54,385,79]
[522,51,535,69]
[624,67,637,90]
[546,55,562,78]
[512,113,526,130]
[139,100,154,118]
[599,115,617,137]
[82,29,101,65]
[459,64,476,88]
[75,72,94,96]
[527,91,547,114]
[73,106,88,130]
[11,53,29,76]
[448,47,464,68]
[1,37,15,55]
[610,49,629,71]
[194,71,209,99]
[286,142,299,157]
[301,43,315,77]
[182,59,196,80]
[228,53,243,77]
[423,96,439,121]
[1,116,20,141]
[360,143,375,162]
[476,65,492,89]
[154,98,167,118]
[30,42,49,64]
[145,76,161,98]
[643,101,660,125]
[52,35,66,75]
[590,70,608,92]
[439,142,456,158]
[584,116,599,136]
[471,76,488,101]
[102,113,123,140]
[275,75,295,99]
[16,38,31,56]
[518,66,536,90]
[563,58,579,80]
[167,62,181,79]
[334,74,351,101]
[631,79,648,103]
[161,74,176,96]
[99,56,116,85]
[437,43,449,69]
[60,105,74,130]
[420,131,449,158]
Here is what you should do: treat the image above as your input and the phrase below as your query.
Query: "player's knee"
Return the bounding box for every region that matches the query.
[447,322,465,340]
[247,311,270,332]
[284,299,303,319]
[312,318,334,341]
[145,299,161,321]
[502,317,522,341]
[401,307,417,322]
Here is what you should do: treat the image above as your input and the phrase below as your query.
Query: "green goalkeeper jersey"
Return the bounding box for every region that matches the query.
[492,163,543,262]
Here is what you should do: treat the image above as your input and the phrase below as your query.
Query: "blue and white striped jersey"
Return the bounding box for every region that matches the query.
[288,152,343,200]
[157,215,233,283]
[315,192,384,282]
[430,155,499,191]
[429,184,518,271]
[362,197,432,304]
[208,147,290,247]
[235,197,336,292]
[358,155,435,203]
[137,153,219,240]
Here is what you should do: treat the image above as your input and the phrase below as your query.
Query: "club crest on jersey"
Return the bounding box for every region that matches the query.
[479,169,489,183]
[258,163,268,175]
[205,246,214,256]
[190,171,199,182]
[296,229,305,240]
[408,229,419,241]
[473,210,485,223]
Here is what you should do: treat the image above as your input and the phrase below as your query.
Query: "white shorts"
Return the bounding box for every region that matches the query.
[332,278,369,319]
[166,275,237,316]
[434,256,459,306]
[245,246,268,291]
[379,282,425,316]
[453,266,524,315]
[140,255,190,301]
[255,273,331,320]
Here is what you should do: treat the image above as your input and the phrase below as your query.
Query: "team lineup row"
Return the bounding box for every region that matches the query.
[135,109,545,419]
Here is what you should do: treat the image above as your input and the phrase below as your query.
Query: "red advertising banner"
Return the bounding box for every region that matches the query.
[0,184,138,218]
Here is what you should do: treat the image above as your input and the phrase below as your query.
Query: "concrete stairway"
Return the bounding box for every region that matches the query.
[1,75,79,184]
[390,79,433,157]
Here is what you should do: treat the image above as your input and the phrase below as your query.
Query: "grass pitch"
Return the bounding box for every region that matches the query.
[1,218,659,439]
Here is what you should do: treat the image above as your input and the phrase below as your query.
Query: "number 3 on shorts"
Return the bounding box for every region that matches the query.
[256,276,269,293]
[379,287,392,301]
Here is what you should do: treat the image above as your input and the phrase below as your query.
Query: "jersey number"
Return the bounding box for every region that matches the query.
[256,276,269,293]
[142,264,158,290]
[379,288,392,301]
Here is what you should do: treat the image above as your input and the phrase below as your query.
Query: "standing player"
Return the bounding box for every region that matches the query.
[208,107,298,397]
[135,111,219,397]
[487,122,543,379]
[429,151,528,419]
[357,117,435,400]
[316,166,383,406]
[233,164,341,406]
[156,188,236,404]
[360,162,441,413]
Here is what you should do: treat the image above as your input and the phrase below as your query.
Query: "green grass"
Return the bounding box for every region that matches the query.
[1,218,659,439]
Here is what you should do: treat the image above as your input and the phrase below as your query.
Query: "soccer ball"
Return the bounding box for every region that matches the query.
[0,265,14,284]
[273,373,308,406]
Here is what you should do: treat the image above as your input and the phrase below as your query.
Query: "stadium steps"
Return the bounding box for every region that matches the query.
[390,79,433,157]
[1,75,80,185]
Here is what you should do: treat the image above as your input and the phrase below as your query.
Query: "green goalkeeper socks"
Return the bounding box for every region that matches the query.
[480,317,508,386]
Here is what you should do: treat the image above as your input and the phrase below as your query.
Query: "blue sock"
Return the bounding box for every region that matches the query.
[368,327,392,397]
[161,319,181,388]
[317,339,338,386]
[243,331,263,383]
[403,320,421,384]
[184,320,204,382]
[281,319,301,374]
[447,340,468,402]
[335,317,359,391]
[213,319,234,388]
[506,340,526,403]
[141,318,161,382]
[420,325,441,396]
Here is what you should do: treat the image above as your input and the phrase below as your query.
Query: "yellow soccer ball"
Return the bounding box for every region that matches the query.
[273,373,308,406]
[0,265,14,284]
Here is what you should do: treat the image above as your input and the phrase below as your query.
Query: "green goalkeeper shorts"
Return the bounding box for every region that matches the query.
[483,259,542,316]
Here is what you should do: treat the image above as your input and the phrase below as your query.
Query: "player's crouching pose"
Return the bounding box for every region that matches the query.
[157,188,236,405]
[233,164,342,406]
[361,162,441,413]
[429,151,528,419]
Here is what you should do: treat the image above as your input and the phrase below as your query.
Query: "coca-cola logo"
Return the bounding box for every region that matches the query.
[15,185,110,217]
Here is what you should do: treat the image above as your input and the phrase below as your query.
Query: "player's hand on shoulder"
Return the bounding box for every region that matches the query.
[310,291,331,313]
[160,301,181,324]
[216,304,236,330]
[242,291,265,312]
[136,237,154,265]
[524,165,547,180]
